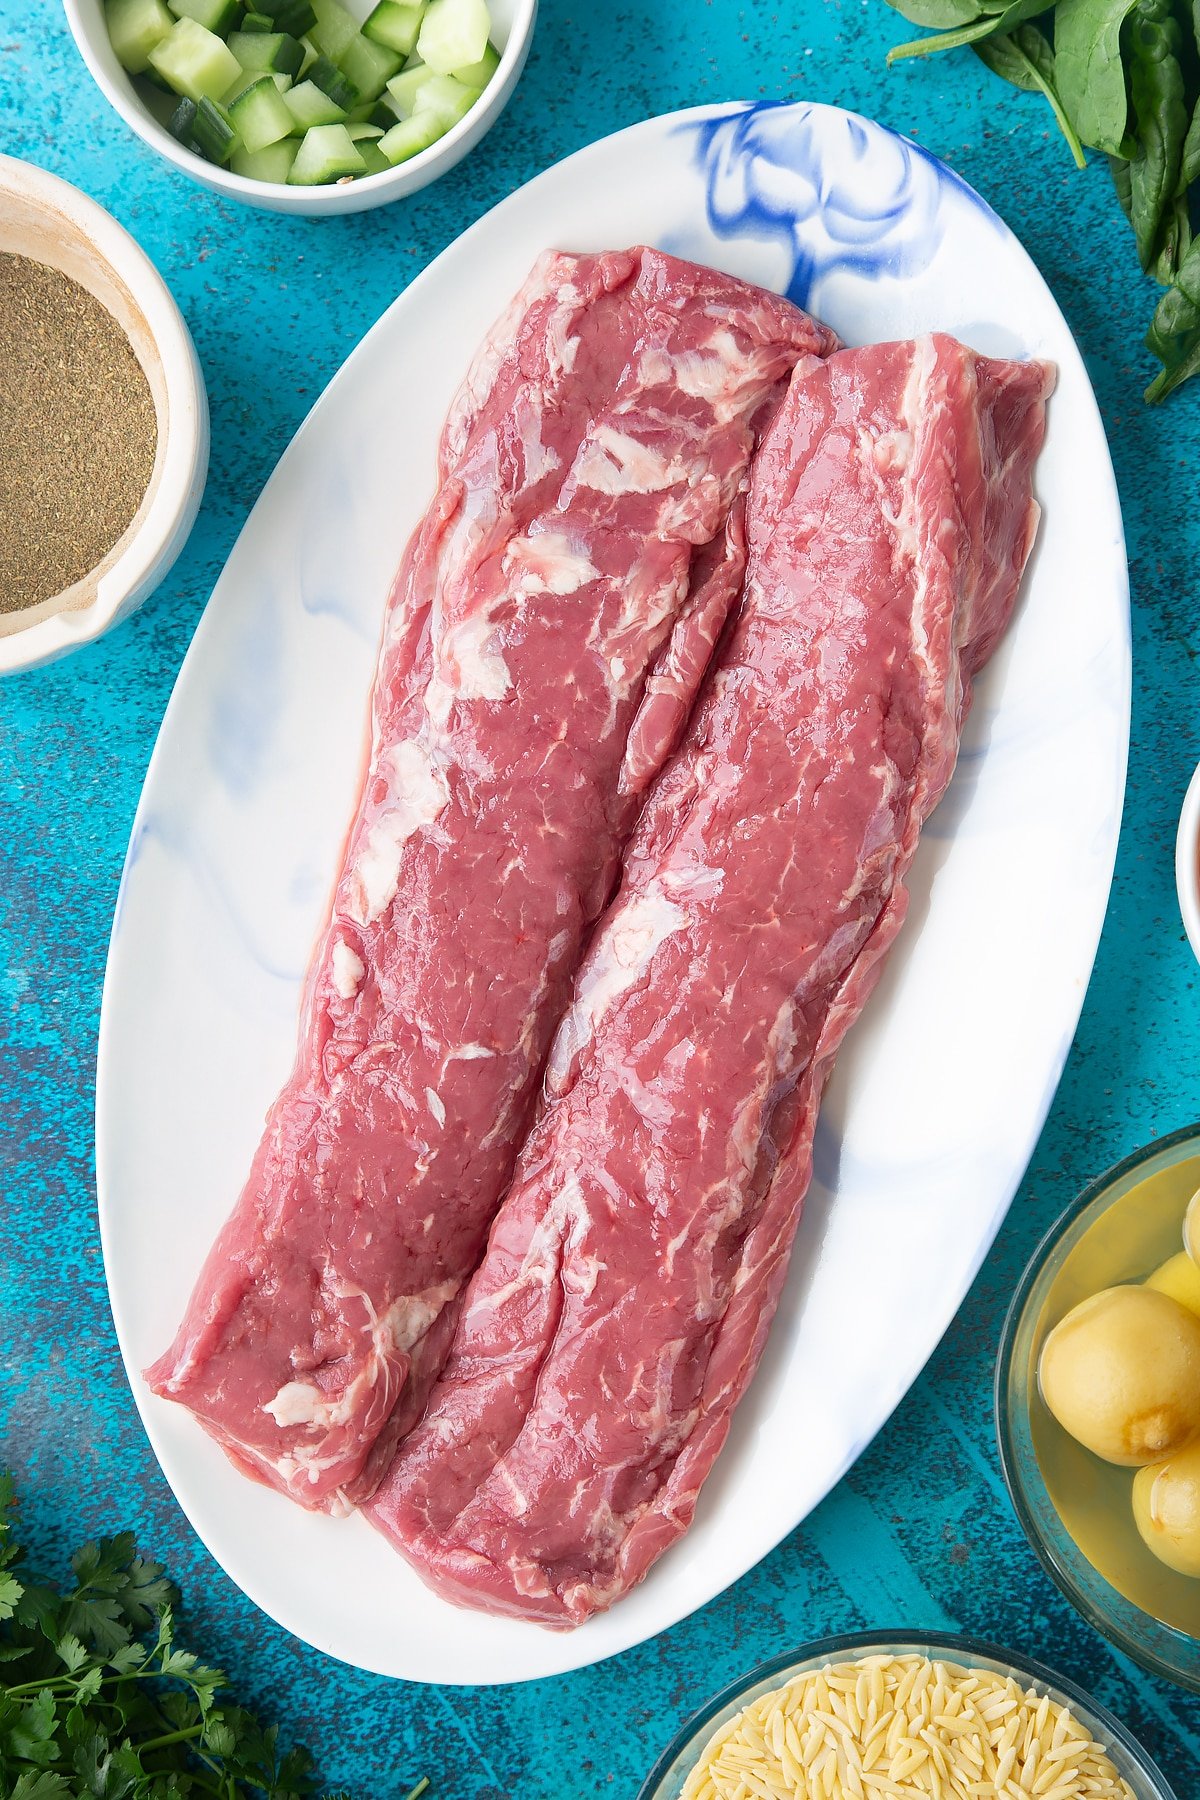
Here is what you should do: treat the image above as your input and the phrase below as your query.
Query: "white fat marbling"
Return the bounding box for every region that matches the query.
[574,427,682,496]
[504,531,599,596]
[351,740,450,925]
[547,889,686,1090]
[331,939,365,999]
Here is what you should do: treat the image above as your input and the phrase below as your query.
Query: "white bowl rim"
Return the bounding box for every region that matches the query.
[1175,759,1200,965]
[62,0,537,211]
[0,154,206,674]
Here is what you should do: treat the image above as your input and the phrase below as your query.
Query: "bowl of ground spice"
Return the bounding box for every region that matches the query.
[0,154,207,672]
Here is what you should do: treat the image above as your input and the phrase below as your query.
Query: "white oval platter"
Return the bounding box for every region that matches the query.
[97,101,1130,1685]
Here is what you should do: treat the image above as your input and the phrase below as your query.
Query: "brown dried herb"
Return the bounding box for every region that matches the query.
[0,253,158,615]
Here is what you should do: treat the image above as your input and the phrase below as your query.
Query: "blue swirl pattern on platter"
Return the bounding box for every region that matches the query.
[685,101,1004,308]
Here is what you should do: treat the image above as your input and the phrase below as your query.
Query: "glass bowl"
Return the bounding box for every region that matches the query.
[637,1630,1176,1800]
[996,1125,1200,1693]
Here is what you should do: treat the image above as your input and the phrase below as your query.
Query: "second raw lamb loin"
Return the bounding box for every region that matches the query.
[369,334,1054,1622]
[146,247,833,1512]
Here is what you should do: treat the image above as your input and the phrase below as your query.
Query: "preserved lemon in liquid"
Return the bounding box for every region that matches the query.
[1031,1155,1200,1636]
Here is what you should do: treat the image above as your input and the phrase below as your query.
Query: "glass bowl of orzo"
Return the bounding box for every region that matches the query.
[636,1632,1176,1800]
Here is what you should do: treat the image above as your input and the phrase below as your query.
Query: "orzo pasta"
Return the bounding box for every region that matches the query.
[679,1654,1138,1800]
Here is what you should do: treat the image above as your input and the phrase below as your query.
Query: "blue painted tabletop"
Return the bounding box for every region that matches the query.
[3,1,1199,1793]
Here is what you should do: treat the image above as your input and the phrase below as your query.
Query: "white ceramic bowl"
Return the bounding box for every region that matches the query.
[0,155,207,675]
[64,0,537,217]
[1175,758,1200,963]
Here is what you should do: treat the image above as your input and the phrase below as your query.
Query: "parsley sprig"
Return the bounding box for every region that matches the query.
[0,1477,429,1800]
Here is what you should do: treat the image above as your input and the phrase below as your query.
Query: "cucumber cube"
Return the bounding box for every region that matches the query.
[336,31,402,101]
[363,0,426,55]
[308,0,359,59]
[232,136,299,180]
[416,0,489,76]
[105,0,174,73]
[412,71,476,129]
[378,112,441,163]
[242,10,274,27]
[282,77,346,126]
[385,60,431,116]
[288,122,367,182]
[452,40,498,89]
[148,16,241,100]
[168,0,240,32]
[258,0,316,29]
[356,137,391,173]
[228,72,297,149]
[168,94,198,141]
[192,94,238,162]
[308,51,358,106]
[227,28,305,73]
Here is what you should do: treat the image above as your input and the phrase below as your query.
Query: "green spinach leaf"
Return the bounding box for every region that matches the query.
[1147,234,1200,396]
[889,0,991,26]
[974,25,1088,165]
[1127,0,1188,270]
[887,0,1054,65]
[1054,0,1142,153]
[1152,189,1192,281]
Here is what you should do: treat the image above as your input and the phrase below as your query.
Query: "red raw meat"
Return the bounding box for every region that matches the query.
[369,335,1054,1621]
[146,248,832,1512]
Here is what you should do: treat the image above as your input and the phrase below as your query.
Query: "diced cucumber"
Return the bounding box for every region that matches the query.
[168,0,240,33]
[415,0,488,76]
[192,94,238,161]
[257,0,316,32]
[378,111,440,162]
[308,0,358,59]
[168,94,198,140]
[346,119,383,137]
[228,73,295,149]
[227,28,304,73]
[288,121,366,182]
[105,0,174,73]
[385,60,430,116]
[308,51,358,107]
[241,9,274,26]
[452,39,497,88]
[363,0,425,55]
[148,16,241,100]
[356,137,390,173]
[281,76,346,126]
[337,31,402,101]
[232,136,299,179]
[369,97,398,127]
[224,64,294,100]
[412,71,476,129]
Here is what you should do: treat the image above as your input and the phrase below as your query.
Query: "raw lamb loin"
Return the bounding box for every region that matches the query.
[369,334,1054,1621]
[146,247,833,1512]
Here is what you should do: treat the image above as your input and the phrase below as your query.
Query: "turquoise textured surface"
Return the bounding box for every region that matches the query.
[1,1,1198,1793]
